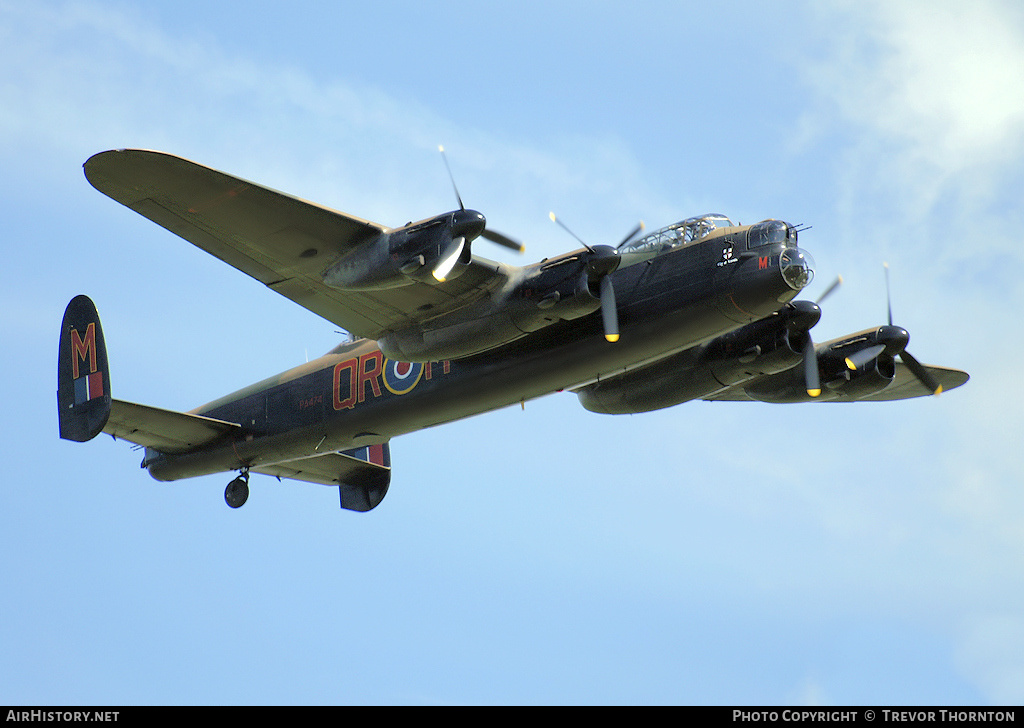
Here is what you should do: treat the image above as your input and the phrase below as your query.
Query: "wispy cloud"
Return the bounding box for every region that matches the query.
[806,1,1024,182]
[0,1,667,259]
[791,2,1024,703]
[5,0,1022,705]
[956,614,1024,704]
[791,0,1024,356]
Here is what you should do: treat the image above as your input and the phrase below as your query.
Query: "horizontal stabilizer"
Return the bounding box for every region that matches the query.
[59,296,242,453]
[105,399,241,453]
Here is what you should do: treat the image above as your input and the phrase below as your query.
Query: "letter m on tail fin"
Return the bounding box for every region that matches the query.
[58,295,112,442]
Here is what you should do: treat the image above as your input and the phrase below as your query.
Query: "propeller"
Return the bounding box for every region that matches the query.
[792,274,842,397]
[616,220,646,249]
[439,145,465,211]
[600,276,619,343]
[431,236,466,282]
[438,146,525,256]
[802,335,821,398]
[844,263,943,395]
[548,213,643,343]
[480,227,525,253]
[816,274,843,306]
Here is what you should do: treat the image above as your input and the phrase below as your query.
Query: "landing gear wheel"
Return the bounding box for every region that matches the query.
[225,475,249,509]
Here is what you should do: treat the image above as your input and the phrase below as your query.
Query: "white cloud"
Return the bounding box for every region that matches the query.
[810,1,1024,169]
[0,1,667,261]
[956,614,1024,704]
[6,0,1022,704]
[802,0,1024,243]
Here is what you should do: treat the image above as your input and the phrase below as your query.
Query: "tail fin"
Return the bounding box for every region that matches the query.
[337,443,391,511]
[58,295,112,442]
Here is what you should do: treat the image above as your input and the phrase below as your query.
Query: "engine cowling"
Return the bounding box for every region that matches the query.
[322,210,485,290]
[509,249,611,332]
[703,301,816,384]
[577,301,816,414]
[379,250,605,361]
[743,328,900,403]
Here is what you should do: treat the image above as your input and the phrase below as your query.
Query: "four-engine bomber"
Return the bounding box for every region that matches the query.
[59,150,969,510]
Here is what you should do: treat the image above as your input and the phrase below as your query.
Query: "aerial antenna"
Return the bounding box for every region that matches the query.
[438,145,465,211]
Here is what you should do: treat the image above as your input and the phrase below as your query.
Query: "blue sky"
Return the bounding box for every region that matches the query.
[2,0,1023,705]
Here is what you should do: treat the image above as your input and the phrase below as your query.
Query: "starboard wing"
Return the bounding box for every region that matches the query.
[84,149,509,339]
[704,361,969,402]
[846,362,970,402]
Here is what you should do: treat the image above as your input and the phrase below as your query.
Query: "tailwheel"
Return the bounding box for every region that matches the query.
[225,473,249,509]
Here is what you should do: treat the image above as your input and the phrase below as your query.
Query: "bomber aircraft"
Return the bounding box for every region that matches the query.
[58,149,969,510]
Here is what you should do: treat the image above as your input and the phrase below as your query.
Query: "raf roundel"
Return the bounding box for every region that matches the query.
[382,359,424,395]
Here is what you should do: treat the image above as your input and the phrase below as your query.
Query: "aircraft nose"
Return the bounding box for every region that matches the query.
[780,247,815,291]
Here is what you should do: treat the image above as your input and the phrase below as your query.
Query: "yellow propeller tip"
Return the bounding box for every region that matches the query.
[605,334,620,343]
[808,389,822,398]
[934,385,943,396]
[845,357,857,371]
[549,211,557,222]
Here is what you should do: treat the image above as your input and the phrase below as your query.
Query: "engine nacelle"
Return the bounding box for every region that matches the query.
[379,253,603,361]
[743,346,896,403]
[703,311,807,385]
[508,258,602,333]
[322,210,484,290]
[577,305,809,414]
[379,309,523,361]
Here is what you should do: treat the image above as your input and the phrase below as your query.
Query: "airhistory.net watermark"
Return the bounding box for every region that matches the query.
[6,712,119,722]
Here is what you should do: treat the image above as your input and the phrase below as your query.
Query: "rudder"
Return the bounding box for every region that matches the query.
[337,443,391,511]
[58,295,112,442]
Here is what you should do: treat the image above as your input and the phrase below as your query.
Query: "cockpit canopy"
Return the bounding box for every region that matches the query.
[621,214,735,254]
[620,215,800,257]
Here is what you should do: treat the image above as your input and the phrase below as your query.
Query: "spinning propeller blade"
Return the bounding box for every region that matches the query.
[803,337,821,397]
[885,262,893,326]
[438,145,464,211]
[432,236,465,282]
[600,276,619,343]
[438,145,525,255]
[548,212,593,252]
[616,221,645,249]
[845,344,886,371]
[900,349,943,396]
[787,286,835,398]
[816,275,843,304]
[548,213,643,343]
[480,228,525,253]
[843,264,942,395]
